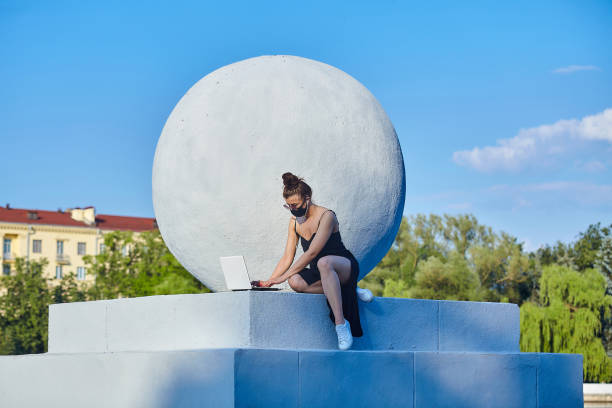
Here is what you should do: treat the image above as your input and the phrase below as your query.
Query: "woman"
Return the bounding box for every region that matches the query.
[260,172,373,350]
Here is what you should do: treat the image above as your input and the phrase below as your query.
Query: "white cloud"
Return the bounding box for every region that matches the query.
[575,160,606,172]
[487,181,612,207]
[405,182,612,253]
[578,109,612,142]
[453,108,612,172]
[409,181,612,210]
[552,65,601,74]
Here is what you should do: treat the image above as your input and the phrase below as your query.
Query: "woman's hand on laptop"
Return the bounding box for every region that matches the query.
[261,277,282,287]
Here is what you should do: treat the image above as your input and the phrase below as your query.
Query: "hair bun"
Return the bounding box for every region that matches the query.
[282,172,312,200]
[282,172,301,188]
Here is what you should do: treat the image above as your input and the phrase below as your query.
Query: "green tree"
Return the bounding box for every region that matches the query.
[535,241,577,270]
[402,251,480,301]
[598,236,612,356]
[520,264,612,382]
[0,258,50,354]
[0,258,84,355]
[468,232,531,303]
[364,213,536,304]
[596,235,612,295]
[0,230,208,356]
[83,229,209,299]
[362,214,450,295]
[442,214,495,258]
[361,217,416,295]
[129,229,210,296]
[534,223,612,354]
[83,230,137,300]
[535,223,612,275]
[411,251,480,300]
[574,223,611,272]
[381,278,410,298]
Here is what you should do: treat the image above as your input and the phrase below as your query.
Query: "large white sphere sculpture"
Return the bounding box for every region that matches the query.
[153,55,405,292]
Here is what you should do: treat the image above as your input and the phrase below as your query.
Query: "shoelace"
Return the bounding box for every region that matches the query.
[336,322,351,343]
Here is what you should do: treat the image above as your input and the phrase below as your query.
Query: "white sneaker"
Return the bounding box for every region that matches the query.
[357,287,373,303]
[335,319,353,351]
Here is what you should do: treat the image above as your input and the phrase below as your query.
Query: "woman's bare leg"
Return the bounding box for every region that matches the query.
[288,257,351,300]
[317,256,351,325]
[288,275,322,293]
[302,280,323,294]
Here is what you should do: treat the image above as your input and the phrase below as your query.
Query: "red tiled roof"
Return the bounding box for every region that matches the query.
[0,206,157,232]
[95,214,157,232]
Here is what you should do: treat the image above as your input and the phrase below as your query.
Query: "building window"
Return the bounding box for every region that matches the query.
[55,265,63,279]
[99,243,105,254]
[2,264,9,276]
[77,266,86,280]
[56,240,64,255]
[3,238,11,255]
[32,239,42,253]
[77,242,86,255]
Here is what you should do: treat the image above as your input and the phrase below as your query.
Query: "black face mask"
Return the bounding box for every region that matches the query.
[287,199,310,224]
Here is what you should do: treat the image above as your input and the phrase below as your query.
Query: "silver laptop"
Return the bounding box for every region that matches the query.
[219,256,280,291]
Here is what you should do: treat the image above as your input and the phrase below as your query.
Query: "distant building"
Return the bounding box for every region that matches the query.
[0,204,157,281]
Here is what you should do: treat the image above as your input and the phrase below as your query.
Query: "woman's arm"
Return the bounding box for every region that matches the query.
[264,217,299,282]
[271,211,336,284]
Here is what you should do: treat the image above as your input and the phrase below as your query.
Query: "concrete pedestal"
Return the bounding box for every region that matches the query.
[0,292,583,407]
[48,292,519,353]
[0,348,582,408]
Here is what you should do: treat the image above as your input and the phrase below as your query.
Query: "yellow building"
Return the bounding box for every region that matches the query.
[0,205,157,281]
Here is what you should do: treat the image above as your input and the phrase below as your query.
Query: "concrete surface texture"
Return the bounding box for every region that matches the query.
[152,55,406,291]
[47,292,519,353]
[0,348,583,408]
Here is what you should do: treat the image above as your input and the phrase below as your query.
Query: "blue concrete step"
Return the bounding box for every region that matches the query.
[48,292,519,353]
[0,348,583,407]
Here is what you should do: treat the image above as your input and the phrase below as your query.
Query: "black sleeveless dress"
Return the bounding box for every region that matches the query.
[296,210,363,337]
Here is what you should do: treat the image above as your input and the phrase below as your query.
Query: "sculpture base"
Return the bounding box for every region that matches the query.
[0,293,583,407]
[48,292,520,353]
[0,348,582,407]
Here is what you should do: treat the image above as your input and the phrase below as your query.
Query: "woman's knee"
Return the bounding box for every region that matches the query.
[288,275,306,292]
[317,257,332,273]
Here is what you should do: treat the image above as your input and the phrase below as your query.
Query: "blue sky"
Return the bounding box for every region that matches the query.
[1,0,611,251]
